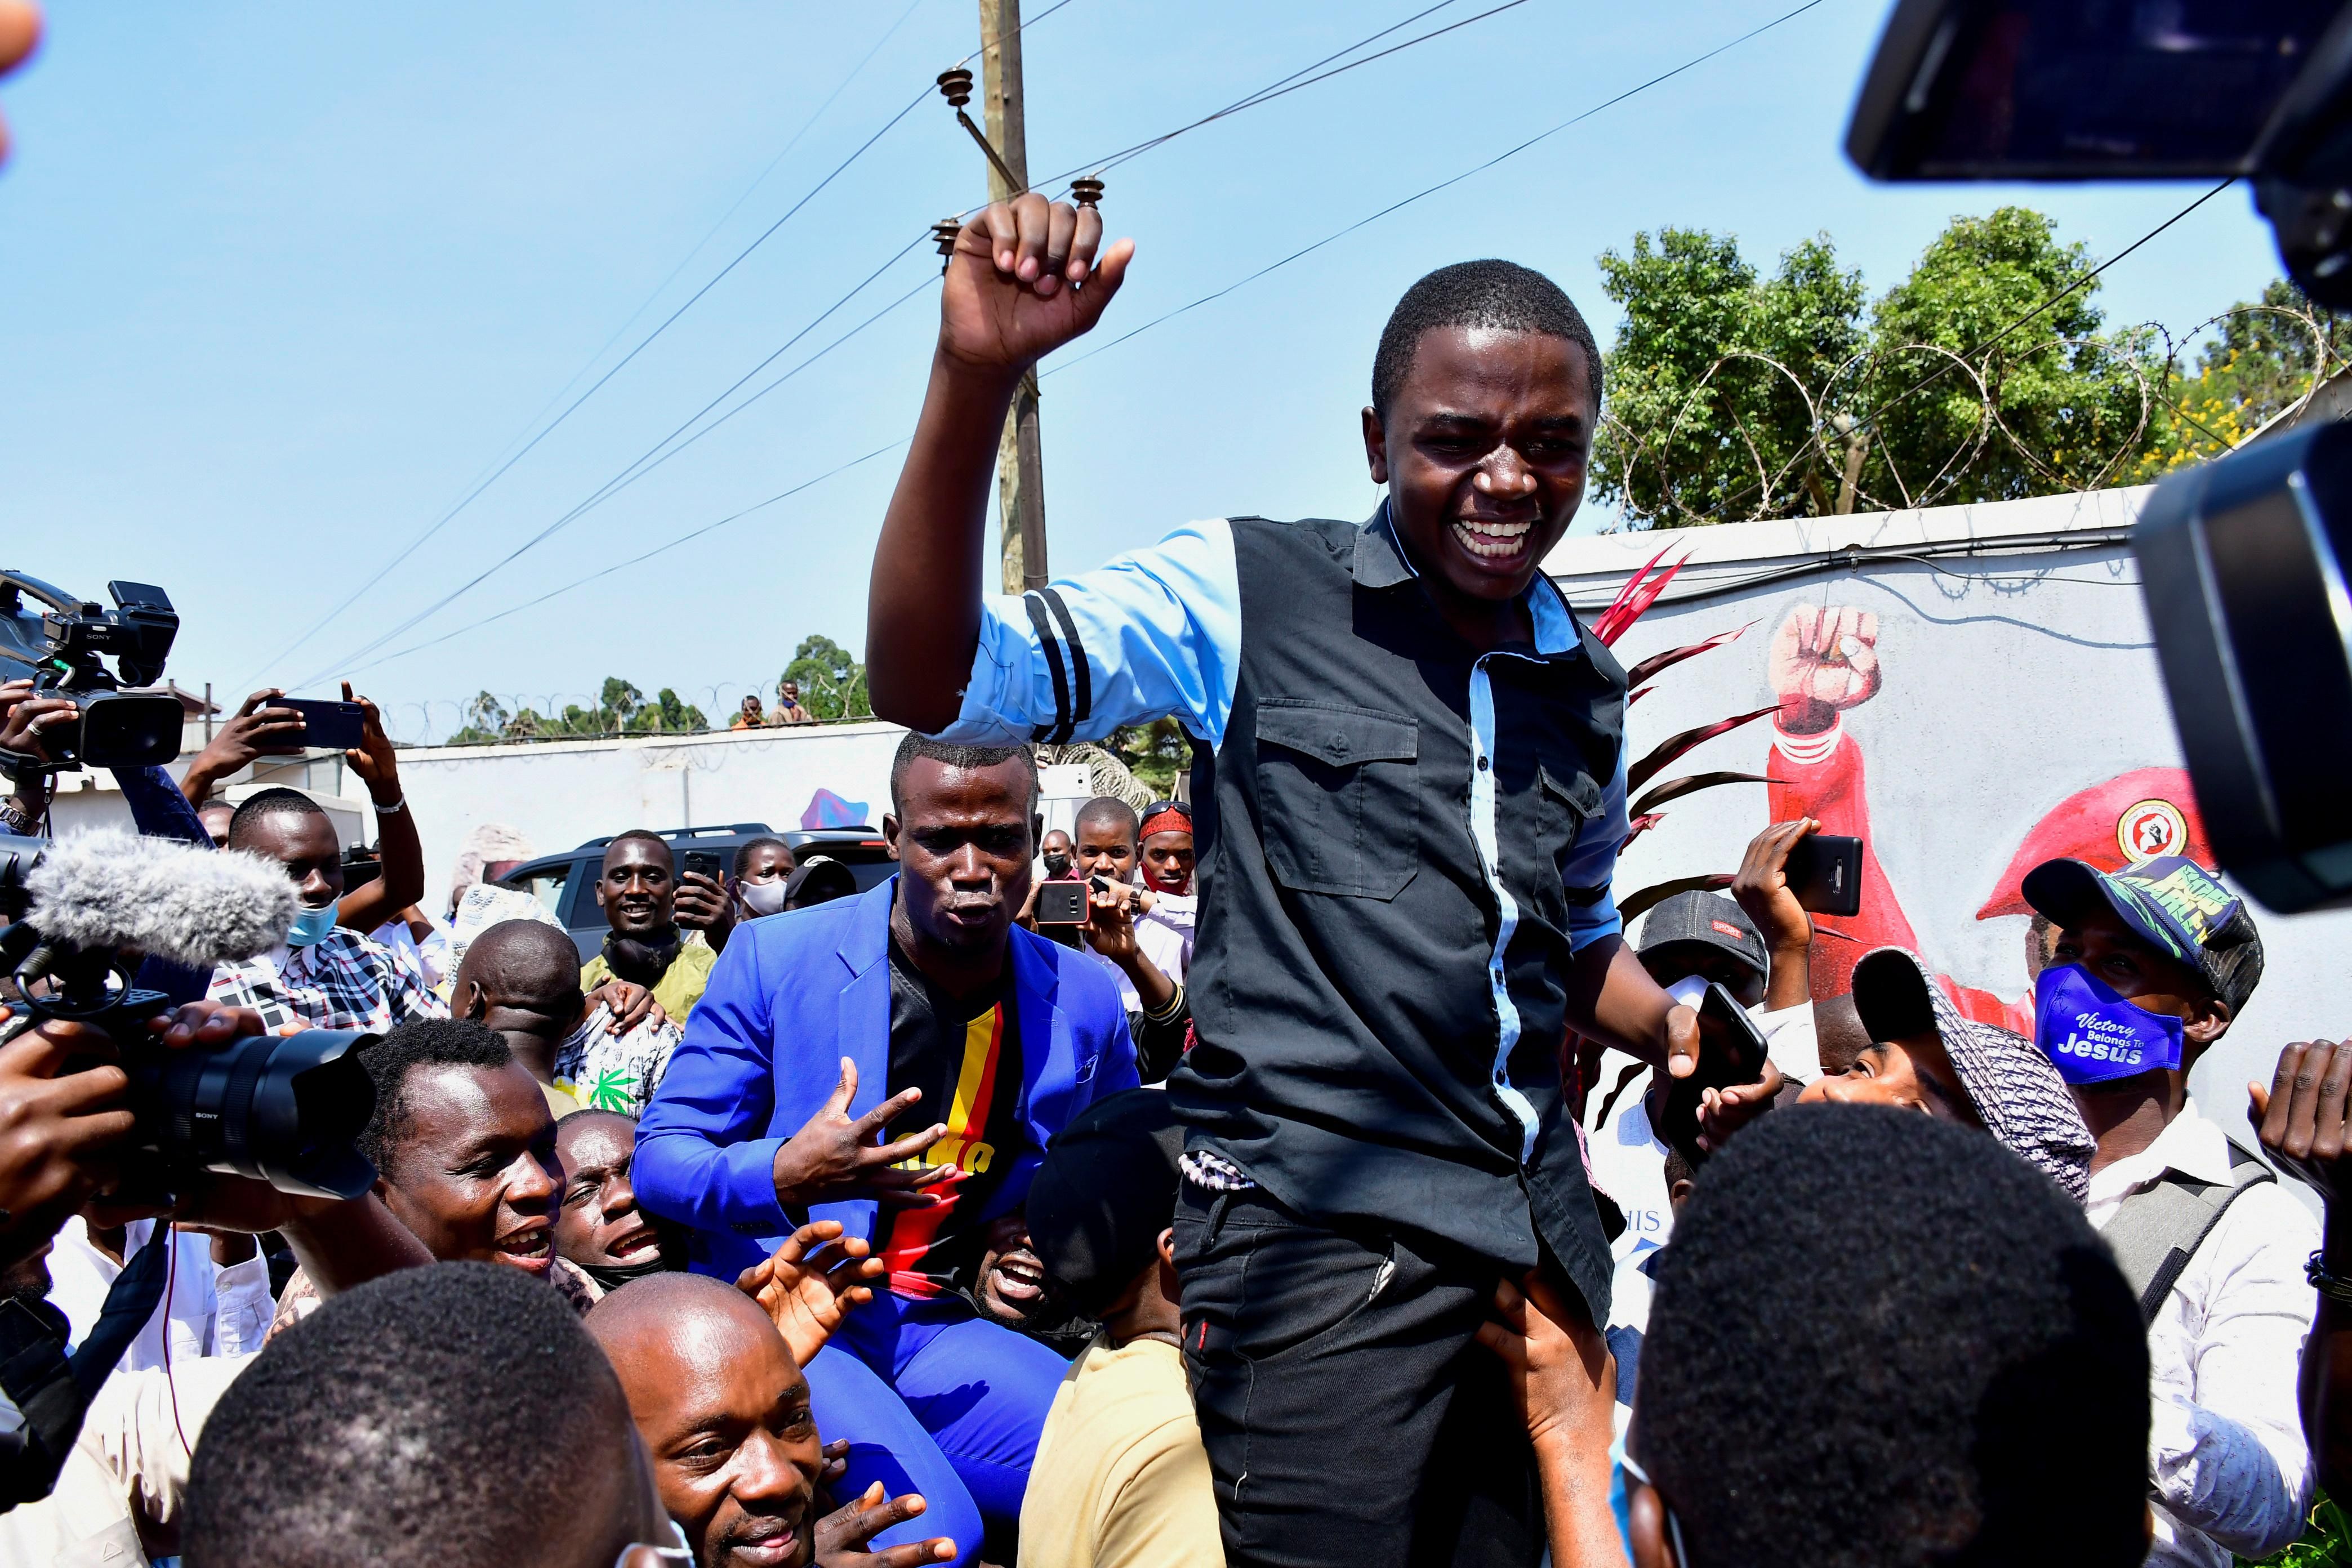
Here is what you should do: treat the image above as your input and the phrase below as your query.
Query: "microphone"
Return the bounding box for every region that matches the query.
[24,829,297,970]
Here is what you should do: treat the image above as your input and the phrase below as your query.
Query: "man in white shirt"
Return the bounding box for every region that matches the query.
[47,1217,272,1371]
[2023,852,2312,1566]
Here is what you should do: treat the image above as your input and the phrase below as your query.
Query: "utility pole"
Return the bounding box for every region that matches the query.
[978,0,1048,593]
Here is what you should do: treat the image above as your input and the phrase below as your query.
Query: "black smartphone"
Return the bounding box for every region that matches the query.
[1659,980,1773,1164]
[681,849,723,883]
[1782,833,1864,917]
[1035,881,1088,925]
[279,697,366,751]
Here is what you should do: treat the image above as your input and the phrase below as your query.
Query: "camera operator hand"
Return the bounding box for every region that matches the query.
[770,1059,956,1211]
[0,678,62,832]
[0,675,77,762]
[0,1007,135,1269]
[177,687,308,805]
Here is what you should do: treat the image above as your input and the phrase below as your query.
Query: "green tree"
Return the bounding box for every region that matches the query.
[2130,278,2352,479]
[782,635,871,723]
[1592,229,1867,527]
[448,691,510,746]
[1106,718,1191,795]
[1593,207,2185,525]
[1857,207,2151,506]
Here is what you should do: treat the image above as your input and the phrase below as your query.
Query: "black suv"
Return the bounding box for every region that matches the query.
[495,822,898,962]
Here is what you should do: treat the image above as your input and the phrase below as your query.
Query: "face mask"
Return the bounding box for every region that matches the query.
[737,879,788,917]
[1042,853,1072,878]
[286,902,339,950]
[2034,963,2185,1084]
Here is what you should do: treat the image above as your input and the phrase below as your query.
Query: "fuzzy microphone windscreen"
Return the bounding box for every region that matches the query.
[28,829,299,969]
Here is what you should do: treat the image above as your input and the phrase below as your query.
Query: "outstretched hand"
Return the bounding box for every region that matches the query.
[735,1219,887,1366]
[939,193,1133,375]
[770,1059,955,1211]
[814,1480,956,1567]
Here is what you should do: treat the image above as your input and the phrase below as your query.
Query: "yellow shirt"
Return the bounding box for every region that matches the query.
[1018,1333,1221,1568]
[580,933,718,1026]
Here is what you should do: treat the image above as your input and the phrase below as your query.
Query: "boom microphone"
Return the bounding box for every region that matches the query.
[25,828,295,968]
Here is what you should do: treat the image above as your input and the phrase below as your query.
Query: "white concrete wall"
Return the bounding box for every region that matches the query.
[1544,486,2352,1141]
[392,722,909,917]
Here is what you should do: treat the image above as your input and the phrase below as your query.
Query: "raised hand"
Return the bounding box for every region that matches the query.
[2254,1040,2352,1204]
[1768,605,1881,734]
[734,1219,887,1366]
[939,193,1133,375]
[180,687,308,801]
[769,1059,955,1210]
[340,681,400,795]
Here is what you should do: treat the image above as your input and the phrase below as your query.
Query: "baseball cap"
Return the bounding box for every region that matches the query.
[2019,855,2264,1014]
[1637,890,1768,980]
[1850,947,2095,1203]
[1026,1090,1186,1318]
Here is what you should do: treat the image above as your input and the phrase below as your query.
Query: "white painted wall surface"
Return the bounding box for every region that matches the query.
[1544,485,2352,1147]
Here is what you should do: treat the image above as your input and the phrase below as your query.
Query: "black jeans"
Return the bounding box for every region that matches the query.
[1173,1182,1544,1568]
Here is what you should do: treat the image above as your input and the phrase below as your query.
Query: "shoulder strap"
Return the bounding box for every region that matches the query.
[2103,1140,2276,1328]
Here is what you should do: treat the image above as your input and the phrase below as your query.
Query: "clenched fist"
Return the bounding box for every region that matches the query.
[939,193,1133,376]
[1769,605,1881,734]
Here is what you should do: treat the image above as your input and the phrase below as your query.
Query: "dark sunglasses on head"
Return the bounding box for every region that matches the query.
[1143,800,1193,819]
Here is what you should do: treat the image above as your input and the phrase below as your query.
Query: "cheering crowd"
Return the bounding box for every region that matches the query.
[5,188,2352,1568]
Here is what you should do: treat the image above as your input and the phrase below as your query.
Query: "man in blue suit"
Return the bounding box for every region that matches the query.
[636,734,1139,1554]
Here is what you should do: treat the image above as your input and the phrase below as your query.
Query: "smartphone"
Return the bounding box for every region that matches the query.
[1782,833,1863,917]
[1035,881,1088,925]
[1659,979,1773,1164]
[681,849,723,883]
[279,697,366,751]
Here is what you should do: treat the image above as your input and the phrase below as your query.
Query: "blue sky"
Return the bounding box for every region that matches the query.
[2,1,2283,743]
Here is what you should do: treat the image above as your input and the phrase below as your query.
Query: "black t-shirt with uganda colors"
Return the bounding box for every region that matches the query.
[880,939,1027,1297]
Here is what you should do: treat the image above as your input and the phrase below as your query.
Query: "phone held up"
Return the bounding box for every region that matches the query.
[1659,977,1774,1166]
[1782,833,1863,919]
[681,850,723,884]
[278,697,367,752]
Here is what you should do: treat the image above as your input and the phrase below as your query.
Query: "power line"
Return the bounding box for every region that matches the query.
[1032,0,1528,195]
[344,441,912,678]
[295,232,936,689]
[1043,0,1829,378]
[252,0,1083,689]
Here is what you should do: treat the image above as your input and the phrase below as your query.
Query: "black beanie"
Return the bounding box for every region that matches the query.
[1026,1090,1186,1318]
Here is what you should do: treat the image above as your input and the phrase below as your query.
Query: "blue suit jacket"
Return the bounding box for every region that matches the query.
[635,877,1142,1280]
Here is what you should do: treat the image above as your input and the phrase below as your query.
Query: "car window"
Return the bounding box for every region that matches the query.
[564,858,607,928]
[514,863,568,919]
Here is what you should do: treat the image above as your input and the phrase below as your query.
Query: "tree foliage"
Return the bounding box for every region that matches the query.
[447,680,707,745]
[781,635,872,723]
[1591,207,2341,527]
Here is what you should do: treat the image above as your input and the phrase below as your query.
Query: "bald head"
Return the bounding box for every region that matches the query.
[1815,991,1869,1075]
[455,919,586,1068]
[589,1275,825,1568]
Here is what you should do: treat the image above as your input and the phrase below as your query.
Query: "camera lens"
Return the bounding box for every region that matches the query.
[134,1029,380,1200]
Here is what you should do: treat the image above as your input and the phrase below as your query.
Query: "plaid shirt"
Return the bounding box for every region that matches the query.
[553,1002,681,1117]
[209,928,448,1035]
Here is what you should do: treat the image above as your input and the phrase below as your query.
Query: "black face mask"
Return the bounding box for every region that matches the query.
[1042,853,1072,877]
[579,1254,675,1293]
[602,928,681,982]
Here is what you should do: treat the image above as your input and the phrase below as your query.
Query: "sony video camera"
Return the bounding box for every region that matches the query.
[0,572,185,776]
[0,832,377,1201]
[1847,0,2352,912]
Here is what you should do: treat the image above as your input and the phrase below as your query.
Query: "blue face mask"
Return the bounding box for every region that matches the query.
[286,902,339,950]
[2034,963,2184,1084]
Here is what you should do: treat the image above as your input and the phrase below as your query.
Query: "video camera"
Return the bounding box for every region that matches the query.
[0,833,377,1201]
[0,572,185,776]
[1848,0,2352,912]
